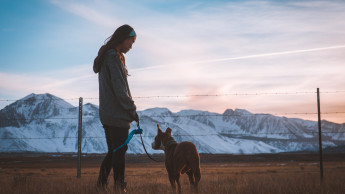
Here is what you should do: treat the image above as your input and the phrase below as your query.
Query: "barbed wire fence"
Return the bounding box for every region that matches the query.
[1,89,345,142]
[1,88,345,180]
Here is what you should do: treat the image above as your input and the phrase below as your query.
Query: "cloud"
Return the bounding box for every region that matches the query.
[128,0,345,123]
[49,0,119,28]
[2,0,345,123]
[0,64,98,106]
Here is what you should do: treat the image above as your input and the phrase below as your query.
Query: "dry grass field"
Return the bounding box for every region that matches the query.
[0,153,345,194]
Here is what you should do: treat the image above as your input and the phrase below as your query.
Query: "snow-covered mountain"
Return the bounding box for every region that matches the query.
[0,93,344,154]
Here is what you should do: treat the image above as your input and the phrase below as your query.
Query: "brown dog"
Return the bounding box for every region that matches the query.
[151,124,201,193]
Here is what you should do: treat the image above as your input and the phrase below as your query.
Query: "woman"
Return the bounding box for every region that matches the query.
[93,24,139,192]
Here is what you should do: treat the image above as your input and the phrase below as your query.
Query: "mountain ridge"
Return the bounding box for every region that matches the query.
[0,93,344,154]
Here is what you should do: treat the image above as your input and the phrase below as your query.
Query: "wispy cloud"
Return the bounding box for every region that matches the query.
[0,65,98,105]
[1,0,345,123]
[131,45,345,72]
[49,0,120,28]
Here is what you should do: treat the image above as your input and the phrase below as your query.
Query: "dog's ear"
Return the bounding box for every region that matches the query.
[157,124,163,134]
[165,127,172,135]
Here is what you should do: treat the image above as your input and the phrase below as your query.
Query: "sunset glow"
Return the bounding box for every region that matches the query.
[1,0,345,123]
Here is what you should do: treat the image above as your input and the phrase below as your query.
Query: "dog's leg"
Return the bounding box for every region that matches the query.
[175,172,182,193]
[168,173,176,192]
[186,170,195,186]
[193,168,201,193]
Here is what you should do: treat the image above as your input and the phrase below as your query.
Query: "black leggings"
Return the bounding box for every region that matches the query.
[97,125,129,187]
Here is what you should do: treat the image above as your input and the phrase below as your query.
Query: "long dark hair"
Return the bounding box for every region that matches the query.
[93,24,134,73]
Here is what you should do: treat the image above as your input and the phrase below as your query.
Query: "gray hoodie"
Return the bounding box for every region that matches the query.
[98,49,136,128]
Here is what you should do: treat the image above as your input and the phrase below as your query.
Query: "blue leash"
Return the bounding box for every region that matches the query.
[113,125,143,153]
[113,124,159,162]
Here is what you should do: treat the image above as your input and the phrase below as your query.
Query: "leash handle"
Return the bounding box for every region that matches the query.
[113,127,141,152]
[135,123,143,134]
[113,122,159,162]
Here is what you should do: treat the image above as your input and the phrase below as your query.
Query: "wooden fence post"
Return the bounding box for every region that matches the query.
[77,97,83,178]
[317,88,323,182]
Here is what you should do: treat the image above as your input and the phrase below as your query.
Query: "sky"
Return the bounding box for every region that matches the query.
[1,0,345,124]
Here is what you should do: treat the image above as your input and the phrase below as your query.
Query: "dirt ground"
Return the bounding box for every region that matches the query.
[1,153,345,194]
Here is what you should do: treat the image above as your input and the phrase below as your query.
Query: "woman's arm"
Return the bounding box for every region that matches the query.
[105,52,137,112]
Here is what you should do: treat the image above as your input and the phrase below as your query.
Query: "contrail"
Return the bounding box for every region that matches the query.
[196,45,345,64]
[132,45,345,71]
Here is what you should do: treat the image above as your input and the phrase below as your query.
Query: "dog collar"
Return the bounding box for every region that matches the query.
[165,140,177,148]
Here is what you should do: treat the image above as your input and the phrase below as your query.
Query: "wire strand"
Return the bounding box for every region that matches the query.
[1,111,345,122]
[1,131,343,140]
[1,90,345,102]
